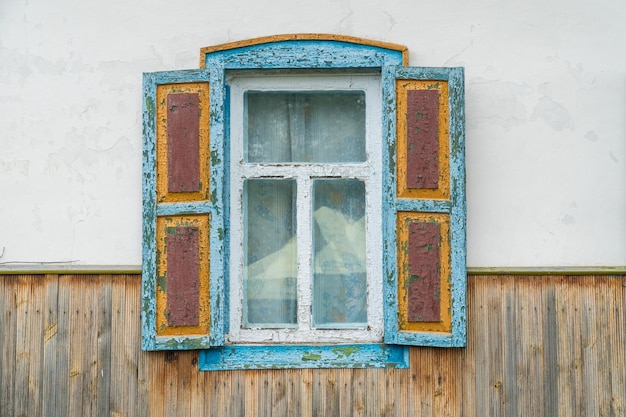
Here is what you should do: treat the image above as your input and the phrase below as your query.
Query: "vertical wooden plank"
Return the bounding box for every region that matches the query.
[84,275,100,417]
[70,275,87,417]
[351,368,366,417]
[543,279,559,417]
[610,276,626,416]
[1,276,17,416]
[515,276,543,417]
[96,275,112,417]
[174,352,195,417]
[392,359,410,417]
[413,347,435,417]
[27,276,46,417]
[285,369,301,416]
[460,275,476,417]
[311,370,324,417]
[136,347,152,417]
[259,370,273,417]
[124,275,141,417]
[42,274,60,416]
[146,351,168,417]
[14,276,34,416]
[487,276,505,417]
[326,369,341,417]
[555,275,578,417]
[231,369,246,417]
[366,368,386,416]
[110,275,139,416]
[244,369,259,417]
[205,368,227,416]
[591,277,613,416]
[271,369,290,416]
[189,353,205,417]
[336,368,352,416]
[501,277,518,417]
[52,274,71,417]
[299,368,313,417]
[470,276,486,417]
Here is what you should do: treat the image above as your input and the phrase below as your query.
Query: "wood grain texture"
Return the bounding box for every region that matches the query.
[166,93,201,193]
[155,215,210,339]
[2,273,626,416]
[397,212,451,333]
[406,89,440,190]
[396,79,450,201]
[155,82,210,204]
[166,226,200,327]
[199,34,409,67]
[407,221,441,322]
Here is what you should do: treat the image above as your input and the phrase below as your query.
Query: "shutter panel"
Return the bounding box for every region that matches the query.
[142,69,224,350]
[383,66,466,347]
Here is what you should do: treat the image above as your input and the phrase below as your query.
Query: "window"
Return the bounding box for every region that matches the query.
[228,73,383,345]
[141,35,466,370]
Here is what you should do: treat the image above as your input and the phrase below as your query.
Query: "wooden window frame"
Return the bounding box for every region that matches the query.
[141,35,466,370]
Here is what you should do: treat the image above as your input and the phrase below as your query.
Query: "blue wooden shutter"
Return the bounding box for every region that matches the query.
[383,66,466,347]
[141,69,225,350]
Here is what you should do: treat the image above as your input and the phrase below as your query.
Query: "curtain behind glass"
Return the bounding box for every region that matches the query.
[245,91,366,163]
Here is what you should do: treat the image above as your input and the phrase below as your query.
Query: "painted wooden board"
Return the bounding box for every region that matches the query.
[155,215,210,338]
[156,82,210,203]
[166,93,201,193]
[396,79,450,201]
[396,212,451,333]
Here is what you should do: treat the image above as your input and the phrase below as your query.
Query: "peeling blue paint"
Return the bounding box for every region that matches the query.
[142,38,466,362]
[199,344,408,370]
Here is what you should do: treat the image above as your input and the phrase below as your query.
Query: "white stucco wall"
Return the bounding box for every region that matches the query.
[1,0,625,267]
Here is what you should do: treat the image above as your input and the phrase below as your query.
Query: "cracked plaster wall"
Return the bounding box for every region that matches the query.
[1,0,625,267]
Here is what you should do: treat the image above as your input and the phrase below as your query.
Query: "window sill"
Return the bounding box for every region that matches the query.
[198,344,408,370]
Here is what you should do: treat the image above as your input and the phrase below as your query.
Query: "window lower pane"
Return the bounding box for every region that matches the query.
[244,179,297,327]
[312,179,367,328]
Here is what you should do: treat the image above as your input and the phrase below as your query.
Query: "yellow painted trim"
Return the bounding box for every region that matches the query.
[397,212,452,333]
[156,82,211,204]
[156,214,210,337]
[396,80,450,201]
[199,34,409,68]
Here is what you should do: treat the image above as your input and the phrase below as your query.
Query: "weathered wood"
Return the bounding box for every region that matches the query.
[166,226,200,327]
[96,275,112,417]
[406,89,440,190]
[42,274,60,416]
[54,274,72,417]
[2,273,626,416]
[407,221,441,322]
[167,93,201,193]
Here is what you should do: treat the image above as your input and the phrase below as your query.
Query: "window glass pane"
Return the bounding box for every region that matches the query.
[244,179,297,327]
[245,91,366,163]
[312,179,367,328]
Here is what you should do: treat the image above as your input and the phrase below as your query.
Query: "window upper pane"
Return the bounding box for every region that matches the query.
[244,91,366,163]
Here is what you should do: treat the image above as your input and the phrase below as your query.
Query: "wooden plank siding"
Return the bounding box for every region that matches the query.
[0,273,625,416]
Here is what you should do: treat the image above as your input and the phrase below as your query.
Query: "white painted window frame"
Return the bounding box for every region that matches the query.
[227,72,383,344]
